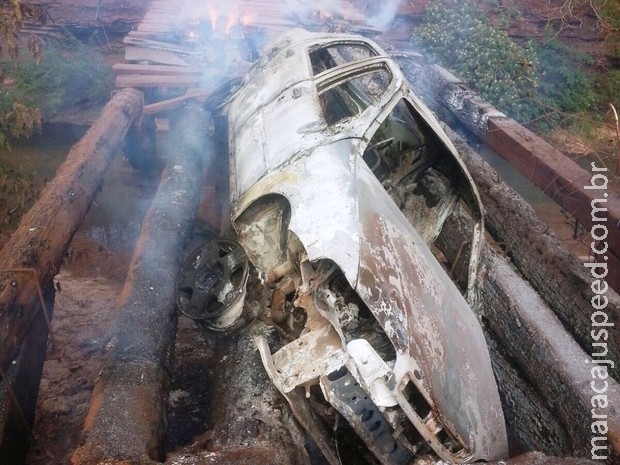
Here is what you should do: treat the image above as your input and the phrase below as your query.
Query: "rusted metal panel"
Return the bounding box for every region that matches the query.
[354,161,506,460]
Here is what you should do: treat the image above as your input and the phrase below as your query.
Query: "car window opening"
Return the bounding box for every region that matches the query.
[319,69,391,125]
[309,42,377,75]
[362,99,476,296]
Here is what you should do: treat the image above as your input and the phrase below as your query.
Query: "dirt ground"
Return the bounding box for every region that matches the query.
[24,230,220,464]
[26,240,132,465]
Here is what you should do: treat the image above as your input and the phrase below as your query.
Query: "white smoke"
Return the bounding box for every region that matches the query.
[365,0,405,30]
[284,0,405,31]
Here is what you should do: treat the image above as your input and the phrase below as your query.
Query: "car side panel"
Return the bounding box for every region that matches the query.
[354,157,508,461]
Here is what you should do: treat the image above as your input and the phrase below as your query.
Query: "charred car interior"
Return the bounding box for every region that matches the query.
[175,29,508,464]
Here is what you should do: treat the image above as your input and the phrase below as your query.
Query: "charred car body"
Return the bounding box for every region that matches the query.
[180,29,508,464]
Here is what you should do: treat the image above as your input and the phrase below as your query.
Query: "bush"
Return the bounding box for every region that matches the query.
[412,0,596,127]
[0,102,41,148]
[413,0,540,122]
[0,35,114,146]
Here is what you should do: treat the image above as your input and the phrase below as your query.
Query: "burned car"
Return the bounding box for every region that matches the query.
[178,29,508,464]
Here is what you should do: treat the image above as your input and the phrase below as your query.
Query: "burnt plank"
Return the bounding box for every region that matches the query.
[143,89,210,115]
[116,74,201,88]
[446,127,620,381]
[124,46,189,66]
[407,63,620,290]
[112,63,203,75]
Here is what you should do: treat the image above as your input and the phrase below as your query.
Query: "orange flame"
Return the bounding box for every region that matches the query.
[240,13,254,27]
[208,6,217,31]
[224,14,237,35]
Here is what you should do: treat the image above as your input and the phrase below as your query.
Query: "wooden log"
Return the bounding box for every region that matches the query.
[433,204,620,462]
[483,248,620,462]
[0,285,54,465]
[432,204,573,455]
[446,128,620,381]
[485,336,571,457]
[193,324,312,465]
[0,88,143,375]
[0,88,143,465]
[427,135,620,462]
[71,102,209,464]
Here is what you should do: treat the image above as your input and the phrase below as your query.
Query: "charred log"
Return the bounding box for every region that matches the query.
[125,114,159,172]
[429,136,620,462]
[0,88,143,465]
[446,126,620,383]
[71,102,208,464]
[398,59,620,292]
[0,284,54,465]
[197,323,312,465]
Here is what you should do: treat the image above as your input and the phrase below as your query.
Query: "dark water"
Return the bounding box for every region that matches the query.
[0,123,162,251]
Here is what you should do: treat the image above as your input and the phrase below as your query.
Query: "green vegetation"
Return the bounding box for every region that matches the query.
[0,161,37,228]
[412,0,599,130]
[413,0,540,122]
[590,0,620,32]
[0,34,114,148]
[534,38,595,124]
[0,100,41,148]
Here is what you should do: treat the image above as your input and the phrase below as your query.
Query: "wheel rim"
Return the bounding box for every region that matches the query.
[175,238,249,322]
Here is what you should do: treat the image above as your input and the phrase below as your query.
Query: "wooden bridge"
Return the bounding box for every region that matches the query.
[0,1,618,464]
[112,0,380,115]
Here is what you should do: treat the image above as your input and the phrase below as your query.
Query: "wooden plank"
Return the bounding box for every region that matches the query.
[409,62,620,292]
[112,63,203,75]
[116,74,201,88]
[0,89,144,464]
[488,116,620,265]
[431,189,620,461]
[0,286,54,465]
[127,30,178,40]
[125,46,189,66]
[143,89,210,115]
[71,104,208,465]
[137,24,176,33]
[446,127,620,381]
[123,36,197,54]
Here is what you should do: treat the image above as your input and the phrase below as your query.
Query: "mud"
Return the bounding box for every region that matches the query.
[25,240,130,465]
